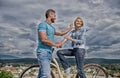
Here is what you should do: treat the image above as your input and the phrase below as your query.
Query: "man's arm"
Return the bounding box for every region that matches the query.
[55,24,73,36]
[39,31,61,48]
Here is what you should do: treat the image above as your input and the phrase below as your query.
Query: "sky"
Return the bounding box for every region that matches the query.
[0,0,120,59]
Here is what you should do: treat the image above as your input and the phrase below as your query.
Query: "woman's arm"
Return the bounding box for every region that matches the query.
[65,35,83,43]
[59,35,75,45]
[65,35,75,42]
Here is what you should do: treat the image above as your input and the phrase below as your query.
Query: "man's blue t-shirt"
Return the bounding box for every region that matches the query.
[37,21,55,52]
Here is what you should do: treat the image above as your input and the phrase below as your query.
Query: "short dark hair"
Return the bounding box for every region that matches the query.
[45,9,55,18]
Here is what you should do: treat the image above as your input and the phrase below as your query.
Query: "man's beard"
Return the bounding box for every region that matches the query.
[51,18,55,23]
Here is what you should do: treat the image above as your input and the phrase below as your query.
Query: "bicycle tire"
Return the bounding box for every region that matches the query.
[19,64,55,78]
[75,63,108,78]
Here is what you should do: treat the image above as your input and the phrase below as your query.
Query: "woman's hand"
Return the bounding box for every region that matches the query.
[65,35,75,42]
[65,35,71,40]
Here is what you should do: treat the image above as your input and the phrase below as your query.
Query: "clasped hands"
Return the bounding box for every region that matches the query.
[54,42,62,48]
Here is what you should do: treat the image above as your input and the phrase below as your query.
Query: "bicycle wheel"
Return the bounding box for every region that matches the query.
[19,64,55,78]
[75,63,108,78]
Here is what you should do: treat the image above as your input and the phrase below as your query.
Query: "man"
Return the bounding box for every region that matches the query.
[37,9,72,78]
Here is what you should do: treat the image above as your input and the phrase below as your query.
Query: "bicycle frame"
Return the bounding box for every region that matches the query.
[51,57,64,78]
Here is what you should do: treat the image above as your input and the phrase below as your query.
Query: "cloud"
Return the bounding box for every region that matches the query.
[0,0,120,59]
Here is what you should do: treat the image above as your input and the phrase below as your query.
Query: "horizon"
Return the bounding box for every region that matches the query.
[0,53,120,60]
[1,57,120,65]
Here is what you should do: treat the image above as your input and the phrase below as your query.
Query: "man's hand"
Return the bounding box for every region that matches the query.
[67,24,73,31]
[54,42,62,48]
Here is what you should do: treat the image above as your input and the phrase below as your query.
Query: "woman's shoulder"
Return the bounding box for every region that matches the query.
[80,27,88,32]
[71,29,75,33]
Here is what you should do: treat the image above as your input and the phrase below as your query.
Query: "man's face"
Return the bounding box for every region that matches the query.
[49,12,56,23]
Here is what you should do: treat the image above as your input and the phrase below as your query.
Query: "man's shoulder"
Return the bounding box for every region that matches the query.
[38,21,48,28]
[37,22,48,31]
[39,21,47,25]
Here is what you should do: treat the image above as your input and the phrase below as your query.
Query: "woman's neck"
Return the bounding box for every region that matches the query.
[75,27,81,31]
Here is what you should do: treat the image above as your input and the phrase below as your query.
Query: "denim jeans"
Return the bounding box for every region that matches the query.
[57,48,86,78]
[37,50,52,78]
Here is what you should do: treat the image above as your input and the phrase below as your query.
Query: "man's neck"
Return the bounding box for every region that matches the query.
[46,18,52,24]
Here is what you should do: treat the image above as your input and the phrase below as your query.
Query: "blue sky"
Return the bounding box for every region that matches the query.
[0,0,120,59]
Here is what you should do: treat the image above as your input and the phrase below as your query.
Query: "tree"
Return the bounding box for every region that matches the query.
[0,70,13,78]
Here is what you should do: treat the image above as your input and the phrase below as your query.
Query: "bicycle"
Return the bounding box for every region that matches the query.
[19,51,108,78]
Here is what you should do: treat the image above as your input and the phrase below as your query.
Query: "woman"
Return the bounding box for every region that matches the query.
[57,17,87,78]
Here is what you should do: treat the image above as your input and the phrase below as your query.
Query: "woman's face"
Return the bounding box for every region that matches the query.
[75,18,83,28]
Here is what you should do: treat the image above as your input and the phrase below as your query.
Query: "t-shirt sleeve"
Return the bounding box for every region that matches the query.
[38,23,47,32]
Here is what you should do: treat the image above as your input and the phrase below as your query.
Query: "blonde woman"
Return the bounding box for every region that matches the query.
[57,17,87,78]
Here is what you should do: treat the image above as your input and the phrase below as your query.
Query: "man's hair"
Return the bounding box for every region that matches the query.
[45,9,55,18]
